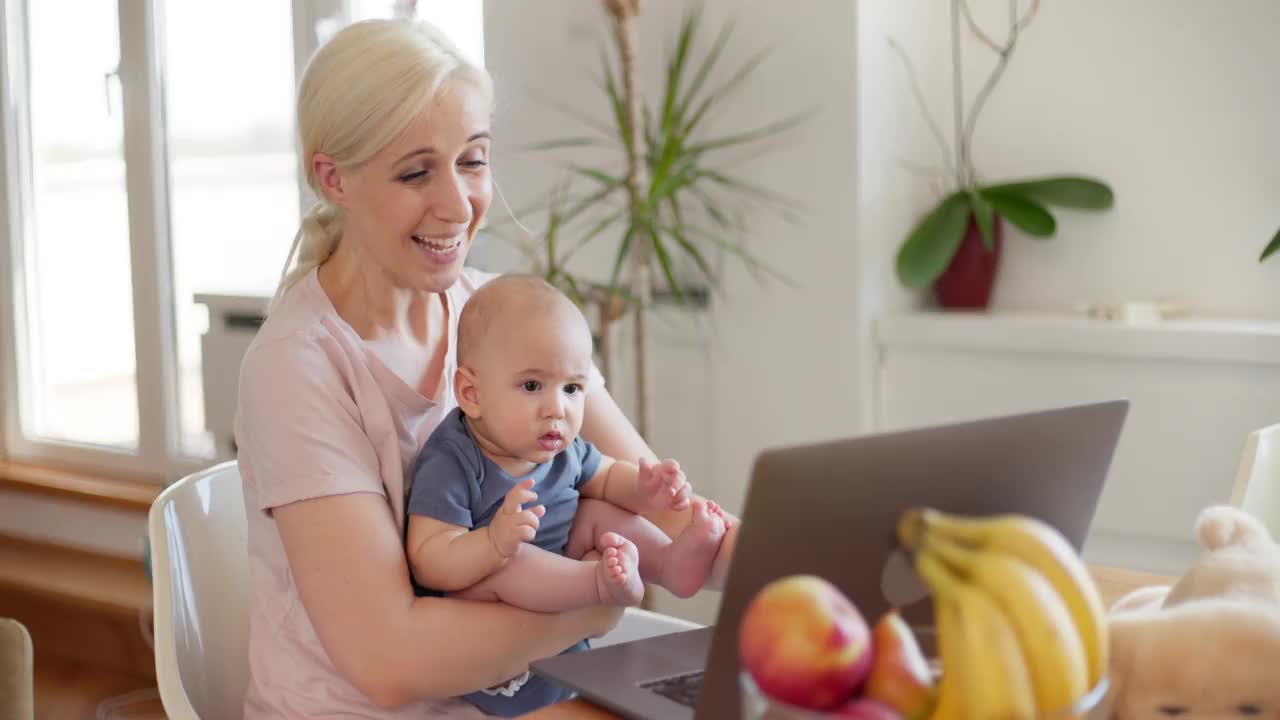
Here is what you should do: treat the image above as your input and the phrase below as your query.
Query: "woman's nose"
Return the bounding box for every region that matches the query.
[429,171,472,226]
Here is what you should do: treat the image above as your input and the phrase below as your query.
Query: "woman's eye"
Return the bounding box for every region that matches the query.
[522,381,541,392]
[399,170,428,183]
[1158,707,1187,717]
[1237,705,1262,716]
[563,383,581,395]
[460,159,488,169]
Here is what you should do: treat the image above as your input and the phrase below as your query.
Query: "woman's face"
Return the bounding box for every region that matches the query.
[337,78,492,293]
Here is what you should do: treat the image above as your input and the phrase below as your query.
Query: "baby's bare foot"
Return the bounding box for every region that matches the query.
[660,499,727,598]
[595,532,644,607]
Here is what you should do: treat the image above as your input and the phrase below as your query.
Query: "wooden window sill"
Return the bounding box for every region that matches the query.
[0,460,159,513]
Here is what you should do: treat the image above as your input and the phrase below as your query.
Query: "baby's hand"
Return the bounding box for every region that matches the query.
[488,478,544,559]
[637,458,691,512]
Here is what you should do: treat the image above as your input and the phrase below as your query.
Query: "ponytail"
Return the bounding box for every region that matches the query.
[272,201,344,308]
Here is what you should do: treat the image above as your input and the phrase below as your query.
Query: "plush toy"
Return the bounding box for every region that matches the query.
[1096,505,1280,719]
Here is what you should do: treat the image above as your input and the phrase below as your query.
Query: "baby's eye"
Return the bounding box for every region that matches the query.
[522,380,541,392]
[1157,707,1187,717]
[1237,704,1262,716]
[563,383,582,395]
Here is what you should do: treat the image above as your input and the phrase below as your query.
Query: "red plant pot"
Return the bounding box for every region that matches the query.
[934,214,1003,310]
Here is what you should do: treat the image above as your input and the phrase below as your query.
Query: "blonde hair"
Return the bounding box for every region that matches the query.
[273,19,494,303]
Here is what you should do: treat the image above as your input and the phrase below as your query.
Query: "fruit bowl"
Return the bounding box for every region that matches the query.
[741,668,1110,719]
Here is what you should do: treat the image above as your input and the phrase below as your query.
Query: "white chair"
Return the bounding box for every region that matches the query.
[149,461,250,720]
[149,461,703,719]
[1228,423,1280,538]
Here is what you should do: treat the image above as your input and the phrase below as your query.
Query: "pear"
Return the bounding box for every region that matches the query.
[862,610,936,720]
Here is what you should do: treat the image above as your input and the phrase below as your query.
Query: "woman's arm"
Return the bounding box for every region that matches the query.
[274,491,622,709]
[581,387,740,591]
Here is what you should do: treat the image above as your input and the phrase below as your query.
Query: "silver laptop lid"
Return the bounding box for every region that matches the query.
[697,399,1128,718]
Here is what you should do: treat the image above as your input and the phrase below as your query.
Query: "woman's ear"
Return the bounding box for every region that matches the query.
[312,152,347,206]
[455,366,481,418]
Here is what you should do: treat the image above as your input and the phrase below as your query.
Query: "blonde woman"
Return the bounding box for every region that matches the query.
[234,18,739,718]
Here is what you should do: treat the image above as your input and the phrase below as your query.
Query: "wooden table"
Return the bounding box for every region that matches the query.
[518,564,1174,719]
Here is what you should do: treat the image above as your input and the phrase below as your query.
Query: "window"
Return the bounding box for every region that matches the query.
[0,0,485,481]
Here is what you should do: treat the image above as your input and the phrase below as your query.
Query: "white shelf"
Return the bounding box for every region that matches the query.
[875,311,1280,367]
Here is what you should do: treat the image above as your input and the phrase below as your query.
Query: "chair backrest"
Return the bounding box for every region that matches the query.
[0,617,33,720]
[1229,423,1280,538]
[148,461,250,720]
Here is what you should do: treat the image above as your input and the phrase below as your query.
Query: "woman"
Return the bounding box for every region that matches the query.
[234,18,738,718]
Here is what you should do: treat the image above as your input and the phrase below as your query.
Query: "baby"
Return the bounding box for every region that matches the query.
[405,274,727,715]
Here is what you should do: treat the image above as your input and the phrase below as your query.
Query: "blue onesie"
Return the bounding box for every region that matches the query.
[406,406,603,717]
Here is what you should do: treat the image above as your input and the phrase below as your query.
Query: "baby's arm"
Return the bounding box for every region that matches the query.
[407,479,544,592]
[580,456,691,516]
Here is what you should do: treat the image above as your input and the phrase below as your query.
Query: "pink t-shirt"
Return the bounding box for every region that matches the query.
[234,266,496,719]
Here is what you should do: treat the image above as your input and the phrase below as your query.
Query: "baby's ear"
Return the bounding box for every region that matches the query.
[455,366,481,417]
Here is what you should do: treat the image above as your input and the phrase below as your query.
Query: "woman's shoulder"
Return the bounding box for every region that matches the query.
[239,277,355,392]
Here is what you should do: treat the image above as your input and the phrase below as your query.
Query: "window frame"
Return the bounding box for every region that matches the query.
[0,0,341,482]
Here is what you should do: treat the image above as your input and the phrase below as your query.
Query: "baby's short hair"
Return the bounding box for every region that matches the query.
[457,274,585,368]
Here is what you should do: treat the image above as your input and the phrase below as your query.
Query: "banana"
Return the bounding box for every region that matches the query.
[924,534,1089,718]
[902,508,1109,690]
[916,552,1037,720]
[926,588,963,720]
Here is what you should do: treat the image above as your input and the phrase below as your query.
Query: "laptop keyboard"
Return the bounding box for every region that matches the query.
[639,670,704,708]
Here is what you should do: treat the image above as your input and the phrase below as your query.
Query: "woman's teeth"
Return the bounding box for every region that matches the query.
[412,235,460,253]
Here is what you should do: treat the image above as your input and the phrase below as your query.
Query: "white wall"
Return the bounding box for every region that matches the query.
[859,0,1280,320]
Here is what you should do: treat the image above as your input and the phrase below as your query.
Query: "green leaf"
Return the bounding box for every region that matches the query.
[684,46,773,136]
[522,137,607,152]
[675,15,733,126]
[967,190,995,251]
[662,8,699,136]
[667,195,715,287]
[649,227,683,304]
[610,227,635,289]
[896,192,970,288]
[982,190,1057,237]
[1261,226,1280,262]
[983,177,1114,210]
[685,112,806,155]
[572,167,622,190]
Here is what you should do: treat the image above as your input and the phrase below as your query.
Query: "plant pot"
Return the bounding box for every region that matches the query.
[933,214,1003,310]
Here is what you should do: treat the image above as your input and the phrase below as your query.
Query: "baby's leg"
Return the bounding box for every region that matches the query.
[452,537,643,611]
[566,498,728,599]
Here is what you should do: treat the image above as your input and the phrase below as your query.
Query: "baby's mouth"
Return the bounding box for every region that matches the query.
[538,432,563,451]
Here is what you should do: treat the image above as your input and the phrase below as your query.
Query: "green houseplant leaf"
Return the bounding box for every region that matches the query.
[897,192,971,288]
[981,190,1056,238]
[966,189,995,250]
[1261,226,1280,262]
[983,176,1114,210]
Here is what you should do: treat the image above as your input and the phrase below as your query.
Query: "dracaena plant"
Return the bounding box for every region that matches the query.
[510,2,800,437]
[1260,227,1280,263]
[894,0,1115,290]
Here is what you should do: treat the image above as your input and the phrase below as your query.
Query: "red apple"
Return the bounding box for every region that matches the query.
[737,575,872,711]
[863,610,936,719]
[833,698,905,719]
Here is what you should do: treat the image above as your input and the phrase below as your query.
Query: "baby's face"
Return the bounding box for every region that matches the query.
[470,309,594,465]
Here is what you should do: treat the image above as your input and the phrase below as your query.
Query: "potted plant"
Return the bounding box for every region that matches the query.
[894,0,1115,309]
[508,2,800,437]
[1260,226,1280,263]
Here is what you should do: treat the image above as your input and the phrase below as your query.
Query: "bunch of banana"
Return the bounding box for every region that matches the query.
[897,509,1109,720]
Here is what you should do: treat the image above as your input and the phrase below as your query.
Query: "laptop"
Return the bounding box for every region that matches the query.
[532,399,1129,719]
